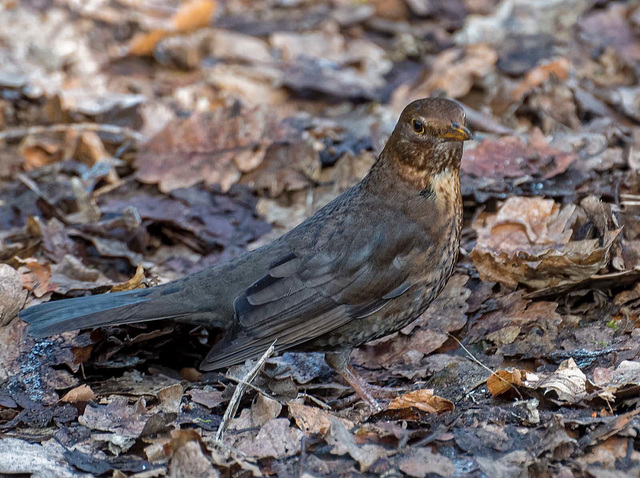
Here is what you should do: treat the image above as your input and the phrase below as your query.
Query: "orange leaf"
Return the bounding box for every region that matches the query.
[111,264,146,292]
[387,389,454,414]
[173,0,216,32]
[61,384,95,403]
[129,29,168,56]
[487,369,525,396]
[128,0,216,56]
[513,57,571,100]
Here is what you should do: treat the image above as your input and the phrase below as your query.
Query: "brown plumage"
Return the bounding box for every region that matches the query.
[20,98,471,408]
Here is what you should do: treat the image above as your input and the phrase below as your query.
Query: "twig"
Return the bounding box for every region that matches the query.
[298,392,331,410]
[215,342,276,442]
[447,333,524,400]
[0,123,146,143]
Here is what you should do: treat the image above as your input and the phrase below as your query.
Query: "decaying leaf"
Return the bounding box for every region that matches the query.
[135,104,317,194]
[393,45,497,106]
[388,389,454,414]
[487,369,526,396]
[398,446,455,478]
[60,384,95,403]
[0,264,26,326]
[110,265,146,292]
[236,418,303,459]
[288,402,354,437]
[326,416,388,472]
[471,197,620,289]
[129,0,217,56]
[462,129,576,180]
[525,358,587,404]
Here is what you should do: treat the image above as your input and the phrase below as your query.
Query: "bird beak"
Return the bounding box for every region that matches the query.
[440,122,473,142]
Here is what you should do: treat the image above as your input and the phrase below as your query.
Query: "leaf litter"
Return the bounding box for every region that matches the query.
[1,0,640,476]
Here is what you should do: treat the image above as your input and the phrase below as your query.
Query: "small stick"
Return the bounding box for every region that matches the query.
[215,342,276,442]
[0,123,146,143]
[447,333,524,400]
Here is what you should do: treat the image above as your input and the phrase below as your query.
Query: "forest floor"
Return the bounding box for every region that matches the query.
[1,0,640,476]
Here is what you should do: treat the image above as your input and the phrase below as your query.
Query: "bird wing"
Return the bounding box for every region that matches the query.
[201,216,422,370]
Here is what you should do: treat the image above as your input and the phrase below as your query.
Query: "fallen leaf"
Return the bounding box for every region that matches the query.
[398,446,455,477]
[529,358,587,404]
[462,129,576,180]
[79,396,149,438]
[168,440,218,478]
[129,0,217,56]
[237,418,303,459]
[387,389,454,414]
[60,384,95,403]
[513,57,572,100]
[0,438,81,477]
[288,402,353,437]
[392,45,497,105]
[188,388,225,409]
[110,265,146,292]
[471,197,620,289]
[135,105,299,193]
[487,369,526,396]
[326,416,388,472]
[0,264,26,326]
[18,258,54,298]
[251,393,282,427]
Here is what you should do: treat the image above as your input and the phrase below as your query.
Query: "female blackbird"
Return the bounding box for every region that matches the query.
[20,98,472,409]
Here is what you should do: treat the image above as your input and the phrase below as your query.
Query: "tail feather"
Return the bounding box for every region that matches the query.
[20,286,184,337]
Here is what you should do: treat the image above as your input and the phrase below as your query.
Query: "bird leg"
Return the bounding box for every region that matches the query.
[325,350,395,412]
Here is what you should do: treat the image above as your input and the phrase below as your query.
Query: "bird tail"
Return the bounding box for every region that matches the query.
[20,285,196,338]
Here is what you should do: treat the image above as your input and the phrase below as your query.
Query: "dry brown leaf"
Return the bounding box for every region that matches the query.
[487,369,526,396]
[251,394,282,427]
[129,0,216,56]
[592,360,640,402]
[163,429,207,458]
[0,264,26,326]
[111,265,146,292]
[471,197,620,289]
[513,57,572,100]
[398,447,455,477]
[462,129,576,180]
[387,389,454,414]
[60,384,95,403]
[392,45,497,106]
[173,0,216,32]
[236,418,303,459]
[288,402,353,437]
[135,105,308,193]
[129,30,167,56]
[79,396,149,438]
[169,440,218,478]
[49,255,112,294]
[526,358,587,404]
[19,134,64,170]
[18,258,54,298]
[188,388,224,409]
[326,416,388,472]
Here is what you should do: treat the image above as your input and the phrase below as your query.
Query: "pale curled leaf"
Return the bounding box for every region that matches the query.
[487,369,526,397]
[110,264,146,292]
[534,358,587,404]
[387,389,454,414]
[471,197,620,289]
[60,384,95,403]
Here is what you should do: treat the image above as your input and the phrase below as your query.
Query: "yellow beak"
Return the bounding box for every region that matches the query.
[440,122,473,142]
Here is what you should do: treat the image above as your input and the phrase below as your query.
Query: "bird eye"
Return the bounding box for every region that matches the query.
[411,118,425,134]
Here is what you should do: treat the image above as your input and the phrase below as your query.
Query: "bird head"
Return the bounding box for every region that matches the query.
[383,98,472,178]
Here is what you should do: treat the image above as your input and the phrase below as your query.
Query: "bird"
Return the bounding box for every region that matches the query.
[20,98,471,409]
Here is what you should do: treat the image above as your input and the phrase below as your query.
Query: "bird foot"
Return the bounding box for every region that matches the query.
[325,351,401,412]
